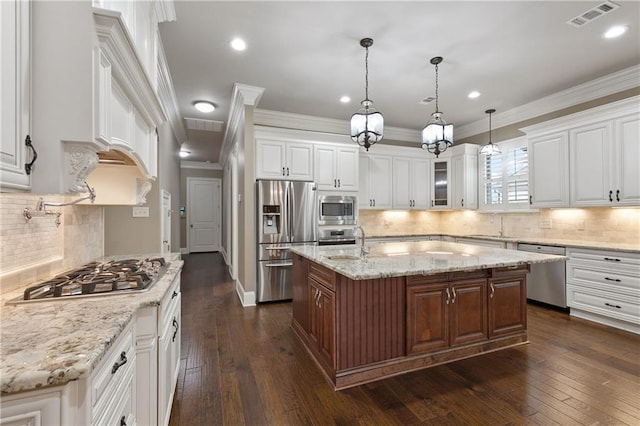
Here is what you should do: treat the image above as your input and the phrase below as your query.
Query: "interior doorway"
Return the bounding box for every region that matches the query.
[187,177,222,253]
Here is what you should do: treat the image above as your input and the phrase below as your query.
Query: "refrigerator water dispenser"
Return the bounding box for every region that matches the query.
[262,205,280,235]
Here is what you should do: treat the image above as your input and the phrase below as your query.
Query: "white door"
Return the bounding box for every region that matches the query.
[187,177,221,253]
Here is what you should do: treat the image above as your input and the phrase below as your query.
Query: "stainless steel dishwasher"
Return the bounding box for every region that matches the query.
[517,243,567,308]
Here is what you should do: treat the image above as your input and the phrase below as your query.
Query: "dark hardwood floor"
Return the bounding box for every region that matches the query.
[169,253,640,426]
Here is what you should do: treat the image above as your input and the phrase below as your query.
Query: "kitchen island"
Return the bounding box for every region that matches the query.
[290,241,564,390]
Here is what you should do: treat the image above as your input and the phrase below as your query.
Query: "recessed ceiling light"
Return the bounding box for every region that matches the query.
[603,25,629,39]
[340,96,351,103]
[194,101,215,113]
[179,150,190,158]
[230,37,247,51]
[468,91,481,99]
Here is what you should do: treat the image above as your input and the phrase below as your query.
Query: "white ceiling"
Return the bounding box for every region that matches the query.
[158,1,640,163]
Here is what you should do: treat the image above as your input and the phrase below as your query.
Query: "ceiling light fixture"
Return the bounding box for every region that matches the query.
[603,25,629,39]
[340,96,351,103]
[468,91,481,99]
[194,101,215,113]
[350,37,383,151]
[480,108,501,156]
[422,56,453,157]
[230,37,247,51]
[179,150,190,158]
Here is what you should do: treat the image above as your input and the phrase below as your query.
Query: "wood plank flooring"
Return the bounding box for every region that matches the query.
[169,252,640,426]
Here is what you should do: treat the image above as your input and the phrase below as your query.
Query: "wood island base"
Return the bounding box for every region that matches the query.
[291,255,530,390]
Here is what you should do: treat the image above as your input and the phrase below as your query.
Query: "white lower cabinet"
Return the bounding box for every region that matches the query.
[455,237,506,249]
[136,273,181,426]
[566,248,639,334]
[0,387,64,426]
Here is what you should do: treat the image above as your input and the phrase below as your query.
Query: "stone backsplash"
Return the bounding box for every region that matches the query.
[360,207,640,245]
[0,193,104,294]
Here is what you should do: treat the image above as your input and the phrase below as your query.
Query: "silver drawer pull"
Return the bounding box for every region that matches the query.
[604,302,622,309]
[112,351,127,374]
[604,277,621,283]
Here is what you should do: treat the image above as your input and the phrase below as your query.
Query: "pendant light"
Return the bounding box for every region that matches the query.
[479,108,501,155]
[422,56,453,157]
[350,38,383,151]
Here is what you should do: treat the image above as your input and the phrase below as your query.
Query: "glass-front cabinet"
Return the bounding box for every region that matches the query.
[430,159,451,209]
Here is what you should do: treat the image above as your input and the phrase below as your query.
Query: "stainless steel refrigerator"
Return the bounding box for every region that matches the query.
[256,180,316,302]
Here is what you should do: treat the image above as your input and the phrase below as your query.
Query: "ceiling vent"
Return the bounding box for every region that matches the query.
[567,1,620,27]
[184,117,225,132]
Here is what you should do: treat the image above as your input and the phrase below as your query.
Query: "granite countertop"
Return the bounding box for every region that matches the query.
[372,234,640,253]
[0,254,183,396]
[291,240,565,281]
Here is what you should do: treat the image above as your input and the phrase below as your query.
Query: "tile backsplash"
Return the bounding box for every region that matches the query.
[360,207,640,246]
[0,193,104,294]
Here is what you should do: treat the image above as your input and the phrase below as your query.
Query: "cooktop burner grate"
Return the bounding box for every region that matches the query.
[11,257,167,303]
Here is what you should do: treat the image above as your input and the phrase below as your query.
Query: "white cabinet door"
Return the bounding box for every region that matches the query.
[0,0,31,190]
[614,114,640,206]
[256,140,286,179]
[411,158,430,209]
[392,157,412,208]
[528,132,570,207]
[570,121,612,206]
[358,154,372,208]
[314,145,336,190]
[335,147,359,191]
[430,159,451,209]
[286,142,313,180]
[451,154,478,210]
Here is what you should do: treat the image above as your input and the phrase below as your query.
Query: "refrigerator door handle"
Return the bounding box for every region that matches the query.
[264,262,293,267]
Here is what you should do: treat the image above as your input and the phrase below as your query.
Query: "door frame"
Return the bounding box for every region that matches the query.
[186,177,222,253]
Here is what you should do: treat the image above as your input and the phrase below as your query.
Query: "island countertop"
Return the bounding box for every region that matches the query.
[290,240,564,281]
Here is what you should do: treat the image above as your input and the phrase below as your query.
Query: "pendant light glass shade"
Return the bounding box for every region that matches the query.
[479,108,501,155]
[350,38,383,151]
[422,57,453,157]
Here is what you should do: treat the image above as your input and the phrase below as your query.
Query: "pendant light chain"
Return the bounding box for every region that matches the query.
[488,109,492,142]
[434,61,439,113]
[364,45,370,101]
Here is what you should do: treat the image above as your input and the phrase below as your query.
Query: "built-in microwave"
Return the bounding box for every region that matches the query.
[317,194,357,226]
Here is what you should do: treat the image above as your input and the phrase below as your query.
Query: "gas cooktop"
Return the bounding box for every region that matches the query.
[7,257,167,304]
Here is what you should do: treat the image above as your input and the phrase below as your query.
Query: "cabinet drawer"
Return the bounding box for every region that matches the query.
[159,276,181,332]
[568,264,640,294]
[567,248,640,271]
[491,264,530,277]
[91,322,135,419]
[567,284,639,324]
[94,361,135,426]
[309,262,336,290]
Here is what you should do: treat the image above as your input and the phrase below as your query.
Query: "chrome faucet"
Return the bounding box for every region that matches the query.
[354,225,368,257]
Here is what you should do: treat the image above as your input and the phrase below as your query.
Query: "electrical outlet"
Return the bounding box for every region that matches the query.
[132,206,149,217]
[539,219,552,229]
[576,220,585,231]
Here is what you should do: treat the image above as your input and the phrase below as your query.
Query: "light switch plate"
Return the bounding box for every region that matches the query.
[132,206,149,217]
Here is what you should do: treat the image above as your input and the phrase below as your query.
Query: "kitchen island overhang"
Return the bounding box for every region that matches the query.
[289,241,566,390]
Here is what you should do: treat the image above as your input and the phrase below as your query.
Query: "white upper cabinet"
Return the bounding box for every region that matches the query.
[359,153,393,209]
[528,132,570,208]
[451,144,478,210]
[24,1,169,200]
[570,121,612,206]
[255,139,313,181]
[314,144,358,191]
[523,96,639,208]
[392,157,429,209]
[0,0,31,191]
[613,114,640,206]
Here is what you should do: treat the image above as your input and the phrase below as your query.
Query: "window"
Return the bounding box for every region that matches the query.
[480,137,529,211]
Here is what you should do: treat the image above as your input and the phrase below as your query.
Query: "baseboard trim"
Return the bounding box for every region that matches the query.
[235,279,256,307]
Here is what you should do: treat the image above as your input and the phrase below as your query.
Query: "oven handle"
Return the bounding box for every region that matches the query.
[263,262,293,267]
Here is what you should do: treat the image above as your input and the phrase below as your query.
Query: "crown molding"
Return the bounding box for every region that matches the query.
[220,83,265,166]
[253,109,421,142]
[180,160,223,170]
[456,64,640,139]
[155,0,176,23]
[157,36,188,146]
